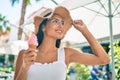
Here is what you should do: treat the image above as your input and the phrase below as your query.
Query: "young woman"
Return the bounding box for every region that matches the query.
[14,6,110,80]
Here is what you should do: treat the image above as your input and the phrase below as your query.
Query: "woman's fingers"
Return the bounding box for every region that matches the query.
[24,49,37,57]
[24,52,37,61]
[22,49,37,67]
[72,19,87,31]
[73,20,84,26]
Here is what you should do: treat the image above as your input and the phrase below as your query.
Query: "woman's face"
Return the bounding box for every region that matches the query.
[42,14,68,39]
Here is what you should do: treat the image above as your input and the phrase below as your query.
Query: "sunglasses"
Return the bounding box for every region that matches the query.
[49,18,64,26]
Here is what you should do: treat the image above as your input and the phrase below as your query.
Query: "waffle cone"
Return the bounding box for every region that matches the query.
[29,44,37,49]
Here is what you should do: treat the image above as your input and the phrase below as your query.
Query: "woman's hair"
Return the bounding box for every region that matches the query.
[36,19,47,47]
[56,39,61,48]
[36,13,61,48]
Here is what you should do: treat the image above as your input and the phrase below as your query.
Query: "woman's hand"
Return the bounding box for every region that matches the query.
[72,20,87,32]
[22,49,37,68]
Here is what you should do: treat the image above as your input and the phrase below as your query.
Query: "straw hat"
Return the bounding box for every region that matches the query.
[34,6,73,34]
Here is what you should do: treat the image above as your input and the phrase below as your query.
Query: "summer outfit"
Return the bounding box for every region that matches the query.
[26,48,67,80]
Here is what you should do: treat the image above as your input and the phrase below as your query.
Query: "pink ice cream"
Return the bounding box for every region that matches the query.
[28,33,38,49]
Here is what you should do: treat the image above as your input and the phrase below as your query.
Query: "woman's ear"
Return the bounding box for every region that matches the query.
[42,25,46,32]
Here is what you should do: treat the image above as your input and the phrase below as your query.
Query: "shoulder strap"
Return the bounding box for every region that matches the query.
[58,48,65,61]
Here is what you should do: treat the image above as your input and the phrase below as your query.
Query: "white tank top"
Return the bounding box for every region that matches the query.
[26,48,67,80]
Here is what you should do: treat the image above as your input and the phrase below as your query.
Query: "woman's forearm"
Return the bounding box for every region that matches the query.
[80,27,110,64]
[14,65,28,80]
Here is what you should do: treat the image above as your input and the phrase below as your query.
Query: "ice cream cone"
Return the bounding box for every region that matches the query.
[29,44,37,49]
[28,33,38,49]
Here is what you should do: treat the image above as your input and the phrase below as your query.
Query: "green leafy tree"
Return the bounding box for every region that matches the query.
[109,41,120,80]
[0,14,11,36]
[67,63,90,80]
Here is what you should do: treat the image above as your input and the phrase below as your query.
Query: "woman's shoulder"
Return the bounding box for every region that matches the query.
[63,47,75,56]
[64,47,83,57]
[16,49,26,62]
[18,49,26,56]
[63,47,82,65]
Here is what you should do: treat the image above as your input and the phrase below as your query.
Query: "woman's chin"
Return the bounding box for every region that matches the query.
[57,36,64,39]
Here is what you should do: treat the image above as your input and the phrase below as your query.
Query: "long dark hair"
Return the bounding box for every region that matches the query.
[36,13,61,48]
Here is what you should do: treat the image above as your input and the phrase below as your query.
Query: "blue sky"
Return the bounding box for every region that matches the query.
[0,0,58,24]
[0,0,22,23]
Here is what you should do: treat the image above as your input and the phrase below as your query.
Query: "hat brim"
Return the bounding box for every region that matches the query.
[34,6,73,34]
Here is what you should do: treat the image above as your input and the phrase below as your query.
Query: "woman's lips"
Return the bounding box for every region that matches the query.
[56,29,63,34]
